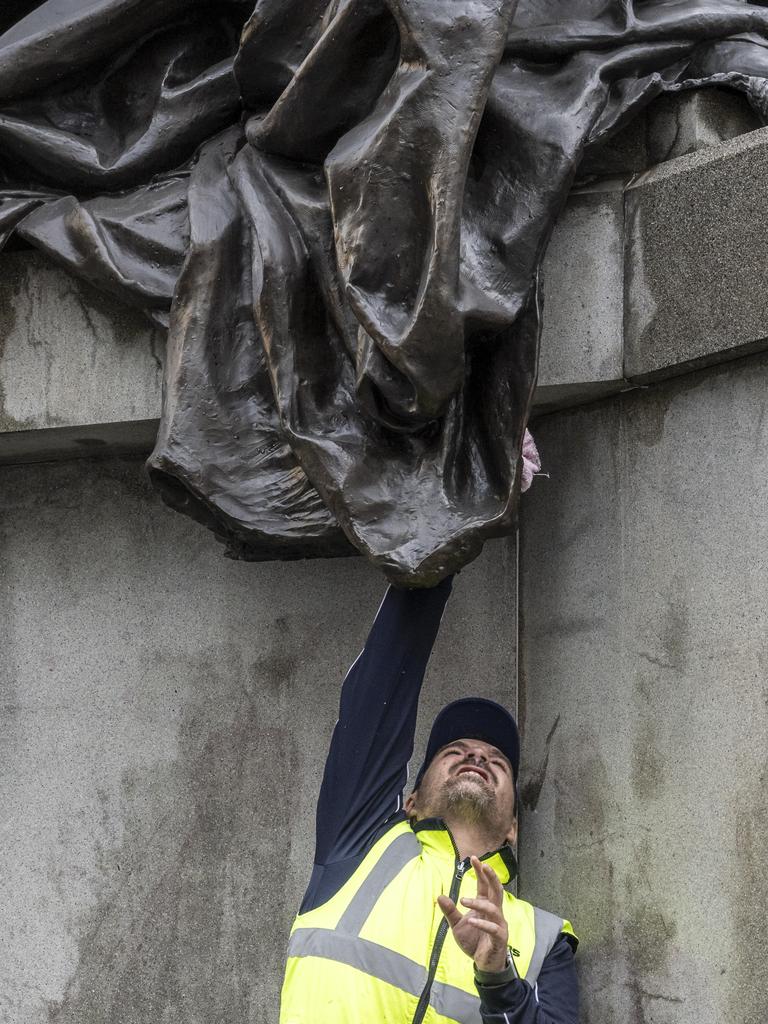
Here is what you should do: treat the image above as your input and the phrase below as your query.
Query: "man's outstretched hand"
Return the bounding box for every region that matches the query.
[437,856,510,974]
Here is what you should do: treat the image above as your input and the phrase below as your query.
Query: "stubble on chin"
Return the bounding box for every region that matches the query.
[441,775,495,826]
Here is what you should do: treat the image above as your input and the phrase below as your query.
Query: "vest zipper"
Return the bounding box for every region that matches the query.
[411,836,466,1024]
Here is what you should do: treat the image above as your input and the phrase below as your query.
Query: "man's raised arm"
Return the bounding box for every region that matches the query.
[299,576,453,913]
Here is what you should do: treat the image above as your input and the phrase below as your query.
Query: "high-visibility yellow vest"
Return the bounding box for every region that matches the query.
[280,818,575,1024]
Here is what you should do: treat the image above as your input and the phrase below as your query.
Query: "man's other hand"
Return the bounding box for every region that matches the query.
[437,856,510,973]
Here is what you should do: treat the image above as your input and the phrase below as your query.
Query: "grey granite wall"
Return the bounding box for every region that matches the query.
[519,353,768,1024]
[0,456,515,1023]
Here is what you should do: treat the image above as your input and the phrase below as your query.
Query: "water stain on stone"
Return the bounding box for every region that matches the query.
[619,837,681,1022]
[520,714,560,812]
[630,721,664,801]
[624,389,673,449]
[73,436,109,448]
[552,736,633,1024]
[0,505,20,778]
[250,649,299,700]
[0,257,28,432]
[660,587,689,675]
[634,577,690,681]
[46,644,301,1024]
[729,763,768,1024]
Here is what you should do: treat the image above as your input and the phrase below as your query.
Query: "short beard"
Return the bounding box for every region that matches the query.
[420,775,508,841]
[442,776,496,826]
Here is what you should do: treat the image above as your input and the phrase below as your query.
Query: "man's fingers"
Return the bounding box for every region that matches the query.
[471,856,488,899]
[465,916,505,937]
[437,894,464,929]
[460,896,504,921]
[481,862,504,904]
[472,857,506,909]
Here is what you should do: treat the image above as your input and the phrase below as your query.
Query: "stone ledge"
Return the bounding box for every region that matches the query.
[536,179,626,410]
[0,419,159,465]
[580,87,761,177]
[625,125,768,383]
[0,252,163,436]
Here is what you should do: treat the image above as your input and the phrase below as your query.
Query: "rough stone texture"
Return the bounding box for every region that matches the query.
[578,87,759,179]
[537,181,626,411]
[519,354,768,1024]
[647,88,762,166]
[578,116,648,178]
[0,457,515,1024]
[625,126,768,383]
[0,251,163,436]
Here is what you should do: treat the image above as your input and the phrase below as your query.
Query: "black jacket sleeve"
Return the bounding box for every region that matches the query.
[475,936,579,1024]
[300,576,453,913]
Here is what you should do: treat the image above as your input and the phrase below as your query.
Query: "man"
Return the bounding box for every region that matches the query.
[280,576,578,1023]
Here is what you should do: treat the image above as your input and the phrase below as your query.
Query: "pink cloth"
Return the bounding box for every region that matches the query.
[520,429,541,493]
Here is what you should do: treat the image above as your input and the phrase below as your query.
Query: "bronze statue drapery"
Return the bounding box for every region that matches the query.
[3,1,768,584]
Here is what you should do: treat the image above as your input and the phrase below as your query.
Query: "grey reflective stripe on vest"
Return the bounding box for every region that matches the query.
[289,927,426,995]
[288,928,482,1023]
[431,980,482,1023]
[337,831,420,935]
[524,907,567,986]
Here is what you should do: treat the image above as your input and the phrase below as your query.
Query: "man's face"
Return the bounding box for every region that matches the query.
[405,738,518,846]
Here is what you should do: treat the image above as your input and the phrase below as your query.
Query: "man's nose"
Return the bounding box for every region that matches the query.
[464,748,488,765]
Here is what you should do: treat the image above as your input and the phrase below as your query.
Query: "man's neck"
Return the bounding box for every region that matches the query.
[444,817,504,862]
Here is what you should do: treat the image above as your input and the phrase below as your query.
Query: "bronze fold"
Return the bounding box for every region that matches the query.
[2,1,768,583]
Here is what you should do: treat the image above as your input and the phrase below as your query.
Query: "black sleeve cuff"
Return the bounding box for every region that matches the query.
[474,976,529,1015]
[473,963,517,986]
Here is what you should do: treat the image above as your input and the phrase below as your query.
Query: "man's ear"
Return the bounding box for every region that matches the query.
[404,791,417,817]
